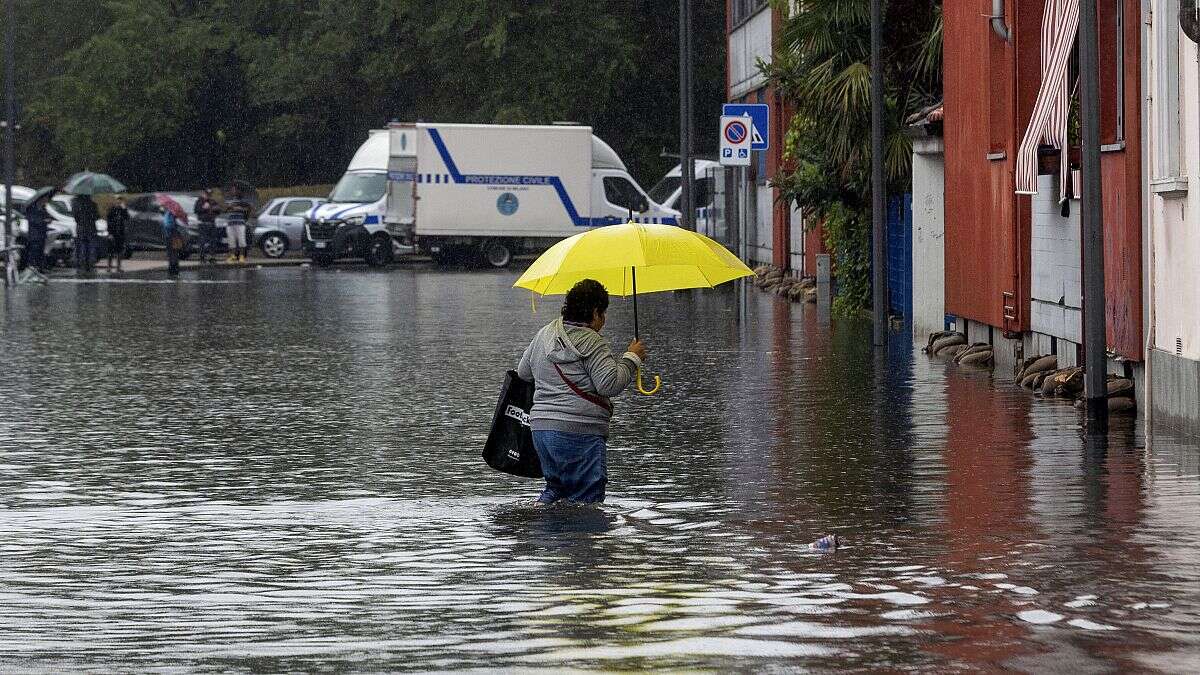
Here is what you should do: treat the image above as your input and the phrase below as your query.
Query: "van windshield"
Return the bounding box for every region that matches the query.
[329,172,386,203]
[648,176,680,206]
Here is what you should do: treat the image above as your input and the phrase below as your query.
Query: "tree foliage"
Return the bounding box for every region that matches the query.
[763,0,941,316]
[8,0,726,191]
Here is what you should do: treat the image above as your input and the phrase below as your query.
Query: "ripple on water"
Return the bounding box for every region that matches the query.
[0,267,1196,671]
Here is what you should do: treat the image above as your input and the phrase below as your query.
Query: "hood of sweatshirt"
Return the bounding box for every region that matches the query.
[544,318,598,365]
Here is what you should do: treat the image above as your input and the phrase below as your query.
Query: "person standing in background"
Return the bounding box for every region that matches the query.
[105,196,129,273]
[224,187,250,263]
[23,192,52,274]
[71,193,100,273]
[162,207,183,277]
[195,189,221,264]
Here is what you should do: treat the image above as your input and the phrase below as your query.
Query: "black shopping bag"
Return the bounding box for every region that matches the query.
[482,371,542,478]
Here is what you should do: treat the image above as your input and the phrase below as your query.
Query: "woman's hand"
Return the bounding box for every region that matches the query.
[627,339,647,361]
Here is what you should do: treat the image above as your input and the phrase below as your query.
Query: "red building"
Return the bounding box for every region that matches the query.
[942,0,1143,374]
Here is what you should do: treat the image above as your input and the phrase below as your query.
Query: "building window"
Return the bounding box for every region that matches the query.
[731,0,768,27]
[1154,0,1184,182]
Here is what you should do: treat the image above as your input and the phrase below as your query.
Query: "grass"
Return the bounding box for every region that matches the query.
[256,184,335,202]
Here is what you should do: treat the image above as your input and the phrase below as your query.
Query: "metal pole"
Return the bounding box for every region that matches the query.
[1078,0,1108,428]
[685,0,696,232]
[679,0,694,231]
[870,0,887,346]
[3,0,16,287]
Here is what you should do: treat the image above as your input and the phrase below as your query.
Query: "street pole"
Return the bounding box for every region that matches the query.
[870,0,887,346]
[3,0,16,287]
[1078,0,1108,428]
[679,0,694,231]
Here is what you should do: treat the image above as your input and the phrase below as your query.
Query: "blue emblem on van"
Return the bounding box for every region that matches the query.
[497,192,519,216]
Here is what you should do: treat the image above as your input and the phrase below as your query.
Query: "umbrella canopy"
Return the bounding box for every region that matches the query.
[513,222,754,396]
[156,194,189,225]
[514,222,753,297]
[63,172,127,196]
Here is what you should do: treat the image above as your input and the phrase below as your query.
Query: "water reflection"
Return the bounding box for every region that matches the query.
[0,267,1197,671]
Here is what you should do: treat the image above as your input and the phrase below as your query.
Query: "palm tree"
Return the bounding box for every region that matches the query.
[762,0,942,314]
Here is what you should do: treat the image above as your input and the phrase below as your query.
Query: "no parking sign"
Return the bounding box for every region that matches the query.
[719,115,752,166]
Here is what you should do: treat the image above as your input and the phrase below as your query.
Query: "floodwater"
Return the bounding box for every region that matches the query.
[1,266,1198,672]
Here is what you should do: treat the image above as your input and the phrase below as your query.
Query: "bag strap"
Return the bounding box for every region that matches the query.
[553,363,613,413]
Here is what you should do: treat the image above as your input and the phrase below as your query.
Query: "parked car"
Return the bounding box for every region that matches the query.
[126,193,249,258]
[255,196,326,258]
[2,187,75,267]
[0,185,35,210]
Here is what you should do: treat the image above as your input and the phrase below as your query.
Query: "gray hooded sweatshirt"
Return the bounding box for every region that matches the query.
[516,318,643,438]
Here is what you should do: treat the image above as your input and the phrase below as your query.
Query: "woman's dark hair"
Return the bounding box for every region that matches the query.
[561,279,609,323]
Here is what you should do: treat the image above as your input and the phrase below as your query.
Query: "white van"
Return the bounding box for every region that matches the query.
[647,159,721,217]
[302,130,399,266]
[381,122,679,267]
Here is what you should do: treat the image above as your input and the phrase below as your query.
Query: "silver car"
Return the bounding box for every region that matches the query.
[255,197,326,258]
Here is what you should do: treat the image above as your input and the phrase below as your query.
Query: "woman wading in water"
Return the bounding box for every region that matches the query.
[517,280,647,505]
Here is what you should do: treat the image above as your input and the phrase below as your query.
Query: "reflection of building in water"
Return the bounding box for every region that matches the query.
[922,370,1038,667]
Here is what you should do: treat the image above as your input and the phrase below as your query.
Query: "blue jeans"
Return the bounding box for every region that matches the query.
[532,430,607,504]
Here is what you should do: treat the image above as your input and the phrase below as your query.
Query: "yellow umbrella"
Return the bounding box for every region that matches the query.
[513,222,755,395]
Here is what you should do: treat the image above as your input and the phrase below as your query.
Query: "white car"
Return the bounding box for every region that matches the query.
[0,187,75,265]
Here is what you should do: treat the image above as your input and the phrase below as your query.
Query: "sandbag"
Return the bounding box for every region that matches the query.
[958,349,994,367]
[941,344,969,358]
[1017,354,1057,381]
[924,330,957,353]
[954,343,991,363]
[930,333,967,355]
[1107,377,1134,399]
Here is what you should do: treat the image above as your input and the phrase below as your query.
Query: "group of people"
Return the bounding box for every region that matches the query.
[18,185,252,278]
[19,191,122,275]
[194,188,252,265]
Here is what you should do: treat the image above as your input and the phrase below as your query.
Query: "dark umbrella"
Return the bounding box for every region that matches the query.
[28,186,57,206]
[156,194,189,226]
[63,172,127,196]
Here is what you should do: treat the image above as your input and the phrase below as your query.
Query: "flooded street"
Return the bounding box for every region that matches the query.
[1,267,1198,671]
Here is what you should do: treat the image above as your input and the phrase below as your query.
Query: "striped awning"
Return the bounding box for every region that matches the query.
[1015,0,1080,200]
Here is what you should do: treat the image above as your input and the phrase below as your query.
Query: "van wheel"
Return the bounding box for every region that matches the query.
[483,241,512,268]
[312,253,335,267]
[366,234,394,267]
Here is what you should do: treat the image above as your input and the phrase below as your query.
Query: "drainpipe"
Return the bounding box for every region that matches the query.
[990,0,1012,42]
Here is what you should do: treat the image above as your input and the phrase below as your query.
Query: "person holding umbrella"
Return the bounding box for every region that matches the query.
[515,279,647,506]
[63,172,126,274]
[70,193,100,273]
[22,187,55,274]
[157,194,189,277]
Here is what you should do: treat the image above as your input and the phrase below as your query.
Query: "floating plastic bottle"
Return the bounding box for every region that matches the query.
[808,535,840,551]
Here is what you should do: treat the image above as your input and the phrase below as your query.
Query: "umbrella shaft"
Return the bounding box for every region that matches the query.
[632,267,639,340]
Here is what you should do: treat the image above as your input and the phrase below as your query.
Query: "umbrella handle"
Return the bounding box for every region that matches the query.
[636,369,662,396]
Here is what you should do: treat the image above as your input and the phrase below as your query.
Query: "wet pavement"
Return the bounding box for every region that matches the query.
[0,266,1198,672]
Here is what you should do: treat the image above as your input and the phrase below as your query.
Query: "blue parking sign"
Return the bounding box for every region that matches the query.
[722,103,769,151]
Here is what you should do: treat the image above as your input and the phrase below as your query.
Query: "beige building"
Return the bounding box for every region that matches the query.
[1145,0,1200,435]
